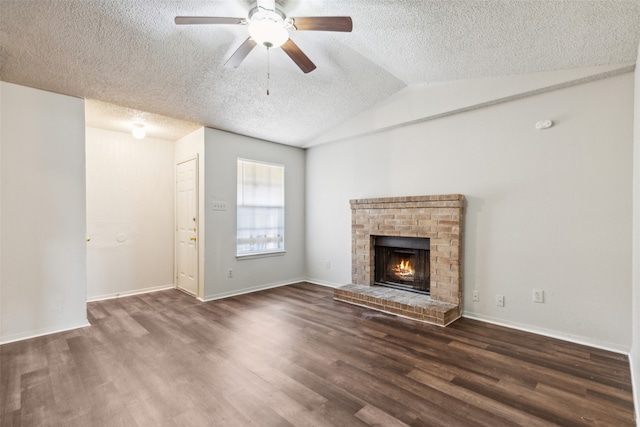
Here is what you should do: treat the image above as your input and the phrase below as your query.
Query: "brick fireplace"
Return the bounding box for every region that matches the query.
[334,195,464,326]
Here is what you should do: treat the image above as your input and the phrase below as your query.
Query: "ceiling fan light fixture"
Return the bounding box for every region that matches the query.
[248,11,288,48]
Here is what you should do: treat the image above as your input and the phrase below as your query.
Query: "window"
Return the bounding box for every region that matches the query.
[237,159,284,256]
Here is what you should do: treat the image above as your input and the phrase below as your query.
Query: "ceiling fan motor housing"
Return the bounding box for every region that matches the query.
[248,6,289,48]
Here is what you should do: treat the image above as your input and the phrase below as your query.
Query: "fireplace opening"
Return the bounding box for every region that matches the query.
[374,236,430,295]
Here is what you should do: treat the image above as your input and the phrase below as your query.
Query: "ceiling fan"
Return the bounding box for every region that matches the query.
[175,0,352,74]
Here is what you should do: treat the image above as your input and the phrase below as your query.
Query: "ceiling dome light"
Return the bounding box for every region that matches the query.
[132,123,146,139]
[248,9,288,48]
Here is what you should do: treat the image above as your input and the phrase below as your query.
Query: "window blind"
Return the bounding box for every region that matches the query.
[237,159,285,256]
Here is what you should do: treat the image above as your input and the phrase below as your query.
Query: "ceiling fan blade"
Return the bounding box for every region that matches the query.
[290,17,352,32]
[175,17,245,25]
[225,37,258,68]
[281,39,316,74]
[224,37,257,68]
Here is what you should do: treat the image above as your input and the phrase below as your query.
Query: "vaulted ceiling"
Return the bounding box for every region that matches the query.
[1,0,639,146]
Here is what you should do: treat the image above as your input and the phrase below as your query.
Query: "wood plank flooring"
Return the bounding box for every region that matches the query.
[0,282,635,426]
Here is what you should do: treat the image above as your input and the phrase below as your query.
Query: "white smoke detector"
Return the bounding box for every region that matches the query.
[535,120,553,130]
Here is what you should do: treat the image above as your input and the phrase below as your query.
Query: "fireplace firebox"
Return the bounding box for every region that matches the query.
[374,236,430,294]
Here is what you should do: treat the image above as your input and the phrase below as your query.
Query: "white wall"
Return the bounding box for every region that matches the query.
[175,128,206,298]
[630,45,640,424]
[85,127,175,300]
[306,73,634,352]
[203,128,306,300]
[0,82,88,343]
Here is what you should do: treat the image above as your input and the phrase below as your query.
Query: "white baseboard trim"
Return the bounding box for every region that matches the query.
[0,320,91,346]
[7,281,630,361]
[201,278,306,302]
[304,279,343,288]
[463,312,630,355]
[87,284,176,302]
[305,283,630,355]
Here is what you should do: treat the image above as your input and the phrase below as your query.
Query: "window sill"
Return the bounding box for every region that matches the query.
[236,250,286,261]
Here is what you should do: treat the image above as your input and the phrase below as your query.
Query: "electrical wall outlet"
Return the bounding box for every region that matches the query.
[227,269,233,278]
[472,290,479,302]
[533,289,544,303]
[325,260,331,269]
[496,294,505,307]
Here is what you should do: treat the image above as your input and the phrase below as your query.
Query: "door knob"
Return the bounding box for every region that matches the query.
[190,236,197,241]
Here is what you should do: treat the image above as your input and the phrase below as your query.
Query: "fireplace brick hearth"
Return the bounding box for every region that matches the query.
[334,194,464,326]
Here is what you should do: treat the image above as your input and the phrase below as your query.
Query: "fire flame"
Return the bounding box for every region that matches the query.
[393,258,414,278]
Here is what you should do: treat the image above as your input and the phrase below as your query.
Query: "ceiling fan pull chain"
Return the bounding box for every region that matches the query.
[266,45,271,95]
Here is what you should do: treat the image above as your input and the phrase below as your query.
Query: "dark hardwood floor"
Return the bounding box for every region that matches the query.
[1,282,635,426]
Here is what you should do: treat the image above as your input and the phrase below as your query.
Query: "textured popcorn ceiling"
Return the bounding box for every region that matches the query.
[1,0,639,146]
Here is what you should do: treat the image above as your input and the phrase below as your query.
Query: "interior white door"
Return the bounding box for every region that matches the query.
[176,158,198,296]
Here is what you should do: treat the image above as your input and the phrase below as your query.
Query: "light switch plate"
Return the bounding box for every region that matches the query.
[212,201,227,211]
